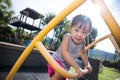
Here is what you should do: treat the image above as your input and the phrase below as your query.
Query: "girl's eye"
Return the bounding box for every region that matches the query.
[75,29,79,32]
[82,31,85,34]
[82,31,88,35]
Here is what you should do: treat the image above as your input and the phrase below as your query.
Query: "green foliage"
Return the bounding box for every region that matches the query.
[41,13,70,50]
[49,18,70,50]
[41,13,55,25]
[85,27,98,48]
[109,60,119,68]
[0,26,14,42]
[0,0,12,8]
[0,0,15,42]
[98,67,120,80]
[0,0,14,27]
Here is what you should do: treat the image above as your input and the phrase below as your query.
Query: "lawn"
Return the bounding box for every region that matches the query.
[98,67,120,80]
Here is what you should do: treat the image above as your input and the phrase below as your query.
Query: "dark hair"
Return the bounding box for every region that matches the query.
[70,14,92,33]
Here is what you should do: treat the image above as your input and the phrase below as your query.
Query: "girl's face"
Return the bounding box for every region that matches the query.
[70,23,90,45]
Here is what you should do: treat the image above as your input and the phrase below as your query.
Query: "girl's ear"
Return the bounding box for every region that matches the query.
[69,26,71,30]
[69,26,72,31]
[87,32,90,36]
[69,25,75,32]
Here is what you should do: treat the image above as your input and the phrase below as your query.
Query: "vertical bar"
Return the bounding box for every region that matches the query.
[109,34,119,50]
[91,0,120,47]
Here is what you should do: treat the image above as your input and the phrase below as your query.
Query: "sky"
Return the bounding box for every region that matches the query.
[11,0,120,53]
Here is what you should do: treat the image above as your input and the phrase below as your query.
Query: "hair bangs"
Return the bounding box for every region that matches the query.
[79,21,92,33]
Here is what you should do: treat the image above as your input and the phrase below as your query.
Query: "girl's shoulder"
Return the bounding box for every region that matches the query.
[62,33,71,42]
[64,33,71,37]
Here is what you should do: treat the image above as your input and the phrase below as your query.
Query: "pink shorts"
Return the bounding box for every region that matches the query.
[47,60,66,80]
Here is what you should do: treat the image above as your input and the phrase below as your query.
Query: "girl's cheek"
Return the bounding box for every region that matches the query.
[83,36,86,39]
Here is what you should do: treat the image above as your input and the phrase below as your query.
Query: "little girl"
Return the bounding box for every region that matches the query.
[47,14,93,80]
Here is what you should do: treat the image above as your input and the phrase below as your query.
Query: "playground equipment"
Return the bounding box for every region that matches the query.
[6,0,120,80]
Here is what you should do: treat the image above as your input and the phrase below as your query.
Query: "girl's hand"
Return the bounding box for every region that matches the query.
[84,65,92,74]
[75,67,85,78]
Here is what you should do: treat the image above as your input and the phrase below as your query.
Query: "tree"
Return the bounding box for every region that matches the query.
[51,18,70,50]
[41,13,55,47]
[86,27,98,48]
[41,13,55,25]
[0,0,14,27]
[0,25,14,42]
[41,13,70,50]
[0,0,14,42]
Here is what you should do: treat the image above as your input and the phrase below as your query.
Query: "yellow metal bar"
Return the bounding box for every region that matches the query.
[109,34,119,50]
[91,0,120,47]
[35,42,88,78]
[6,0,86,80]
[85,34,111,50]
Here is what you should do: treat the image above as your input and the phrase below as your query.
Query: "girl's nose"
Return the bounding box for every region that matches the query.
[77,31,82,37]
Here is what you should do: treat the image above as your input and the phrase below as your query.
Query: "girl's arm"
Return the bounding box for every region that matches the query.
[80,43,92,73]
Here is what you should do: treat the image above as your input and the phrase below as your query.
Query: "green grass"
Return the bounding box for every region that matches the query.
[98,67,120,80]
